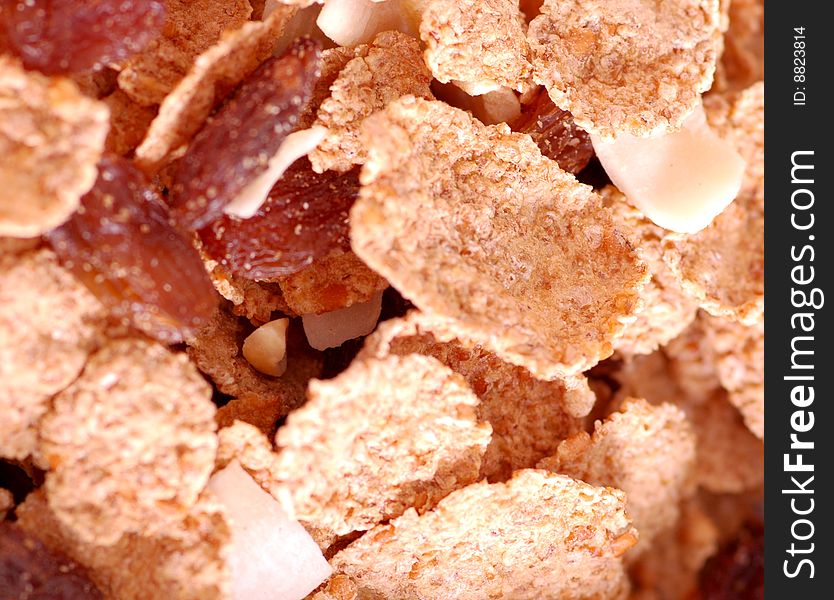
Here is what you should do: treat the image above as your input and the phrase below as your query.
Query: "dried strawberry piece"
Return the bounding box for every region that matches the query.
[47,155,217,344]
[0,522,103,599]
[0,0,165,76]
[198,157,359,280]
[699,520,764,600]
[511,88,594,174]
[170,38,322,231]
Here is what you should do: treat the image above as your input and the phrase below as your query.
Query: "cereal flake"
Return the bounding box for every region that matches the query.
[332,470,636,599]
[352,97,648,380]
[39,338,218,545]
[0,58,109,237]
[310,31,432,173]
[528,0,722,138]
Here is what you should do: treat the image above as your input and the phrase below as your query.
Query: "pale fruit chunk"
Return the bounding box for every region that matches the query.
[242,318,290,377]
[302,291,383,350]
[317,0,421,47]
[208,461,332,600]
[591,104,745,234]
[224,126,327,219]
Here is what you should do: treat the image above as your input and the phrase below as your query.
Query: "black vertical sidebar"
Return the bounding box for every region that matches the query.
[765,0,833,597]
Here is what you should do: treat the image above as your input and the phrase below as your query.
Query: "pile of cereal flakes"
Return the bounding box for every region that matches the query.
[0,0,763,598]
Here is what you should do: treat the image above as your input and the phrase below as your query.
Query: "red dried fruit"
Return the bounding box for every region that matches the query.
[511,88,594,174]
[0,0,165,76]
[198,157,359,280]
[170,38,322,231]
[47,154,217,344]
[0,522,103,599]
[699,521,764,600]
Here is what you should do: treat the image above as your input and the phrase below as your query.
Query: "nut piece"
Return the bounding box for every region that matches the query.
[39,338,218,545]
[332,470,636,599]
[591,103,745,234]
[0,248,105,462]
[0,57,109,237]
[352,97,648,379]
[242,317,290,377]
[302,291,383,350]
[529,0,722,138]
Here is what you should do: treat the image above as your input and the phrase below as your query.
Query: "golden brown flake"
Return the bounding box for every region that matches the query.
[528,0,722,138]
[135,4,297,171]
[186,307,313,423]
[16,490,231,600]
[206,259,293,323]
[332,470,636,599]
[360,312,592,481]
[102,89,158,156]
[270,354,491,535]
[615,351,763,493]
[39,338,218,545]
[0,58,109,237]
[538,398,696,553]
[602,186,699,355]
[278,251,388,315]
[0,249,105,462]
[664,82,764,324]
[629,499,719,599]
[352,97,648,380]
[310,574,359,600]
[703,313,764,439]
[419,0,532,93]
[118,0,254,107]
[310,31,432,173]
[663,314,722,400]
[297,45,360,130]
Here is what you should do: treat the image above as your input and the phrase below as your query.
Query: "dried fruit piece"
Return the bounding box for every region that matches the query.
[309,30,433,173]
[0,0,165,75]
[420,0,532,93]
[47,155,217,344]
[117,0,252,106]
[699,520,764,600]
[331,470,636,599]
[270,354,492,535]
[359,312,592,481]
[16,490,231,600]
[199,158,358,278]
[601,186,699,355]
[170,39,322,229]
[278,251,388,315]
[135,4,299,171]
[511,87,593,173]
[0,248,105,462]
[0,57,109,237]
[528,0,722,138]
[664,82,764,323]
[538,398,696,553]
[0,522,103,599]
[39,338,218,545]
[352,97,648,379]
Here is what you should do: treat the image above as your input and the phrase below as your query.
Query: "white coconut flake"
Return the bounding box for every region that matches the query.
[302,291,383,350]
[224,126,327,219]
[591,104,745,234]
[208,461,332,600]
[317,0,421,46]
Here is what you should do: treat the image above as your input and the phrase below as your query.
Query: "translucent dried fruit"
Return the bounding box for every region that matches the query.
[170,38,322,230]
[0,0,165,75]
[47,155,217,344]
[511,87,593,174]
[199,158,359,279]
[0,522,102,599]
